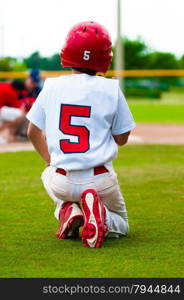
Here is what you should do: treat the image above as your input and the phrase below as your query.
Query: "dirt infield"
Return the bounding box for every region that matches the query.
[129,123,184,145]
[0,123,183,152]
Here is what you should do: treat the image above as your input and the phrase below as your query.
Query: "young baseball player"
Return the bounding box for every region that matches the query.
[27,21,136,248]
[0,80,26,142]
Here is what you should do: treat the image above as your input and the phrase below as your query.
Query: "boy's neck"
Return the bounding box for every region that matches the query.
[72,68,97,76]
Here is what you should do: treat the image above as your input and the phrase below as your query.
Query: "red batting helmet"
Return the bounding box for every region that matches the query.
[61,21,113,73]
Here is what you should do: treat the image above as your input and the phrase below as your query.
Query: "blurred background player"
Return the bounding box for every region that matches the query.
[17,69,42,139]
[24,69,42,108]
[27,21,136,248]
[0,70,42,142]
[0,79,25,142]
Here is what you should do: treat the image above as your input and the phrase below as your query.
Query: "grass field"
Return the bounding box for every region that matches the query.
[129,103,184,123]
[0,146,184,278]
[127,87,184,105]
[127,87,184,123]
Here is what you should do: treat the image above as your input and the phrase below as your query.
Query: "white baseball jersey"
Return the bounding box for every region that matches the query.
[27,74,136,170]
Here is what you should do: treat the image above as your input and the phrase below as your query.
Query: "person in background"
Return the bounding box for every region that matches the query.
[0,79,25,109]
[25,69,41,101]
[0,70,42,142]
[15,69,42,140]
[0,80,25,142]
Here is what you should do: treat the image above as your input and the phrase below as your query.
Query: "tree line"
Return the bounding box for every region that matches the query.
[0,38,184,72]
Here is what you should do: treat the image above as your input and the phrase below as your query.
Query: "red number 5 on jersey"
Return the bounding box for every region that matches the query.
[59,104,91,153]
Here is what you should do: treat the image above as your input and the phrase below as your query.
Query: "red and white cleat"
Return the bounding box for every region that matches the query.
[80,189,108,248]
[56,202,84,239]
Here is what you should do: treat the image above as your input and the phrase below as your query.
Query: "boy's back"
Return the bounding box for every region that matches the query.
[27,73,135,171]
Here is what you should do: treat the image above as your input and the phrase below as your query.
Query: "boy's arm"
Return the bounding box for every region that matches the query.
[113,131,130,146]
[27,122,50,166]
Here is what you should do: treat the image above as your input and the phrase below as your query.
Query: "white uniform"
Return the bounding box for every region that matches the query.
[0,106,22,122]
[27,74,136,237]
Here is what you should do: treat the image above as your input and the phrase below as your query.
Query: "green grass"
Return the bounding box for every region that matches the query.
[0,147,184,278]
[129,103,184,123]
[127,87,184,123]
[161,87,184,104]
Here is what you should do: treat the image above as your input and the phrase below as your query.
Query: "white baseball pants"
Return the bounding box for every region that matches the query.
[41,165,129,238]
[0,106,22,122]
